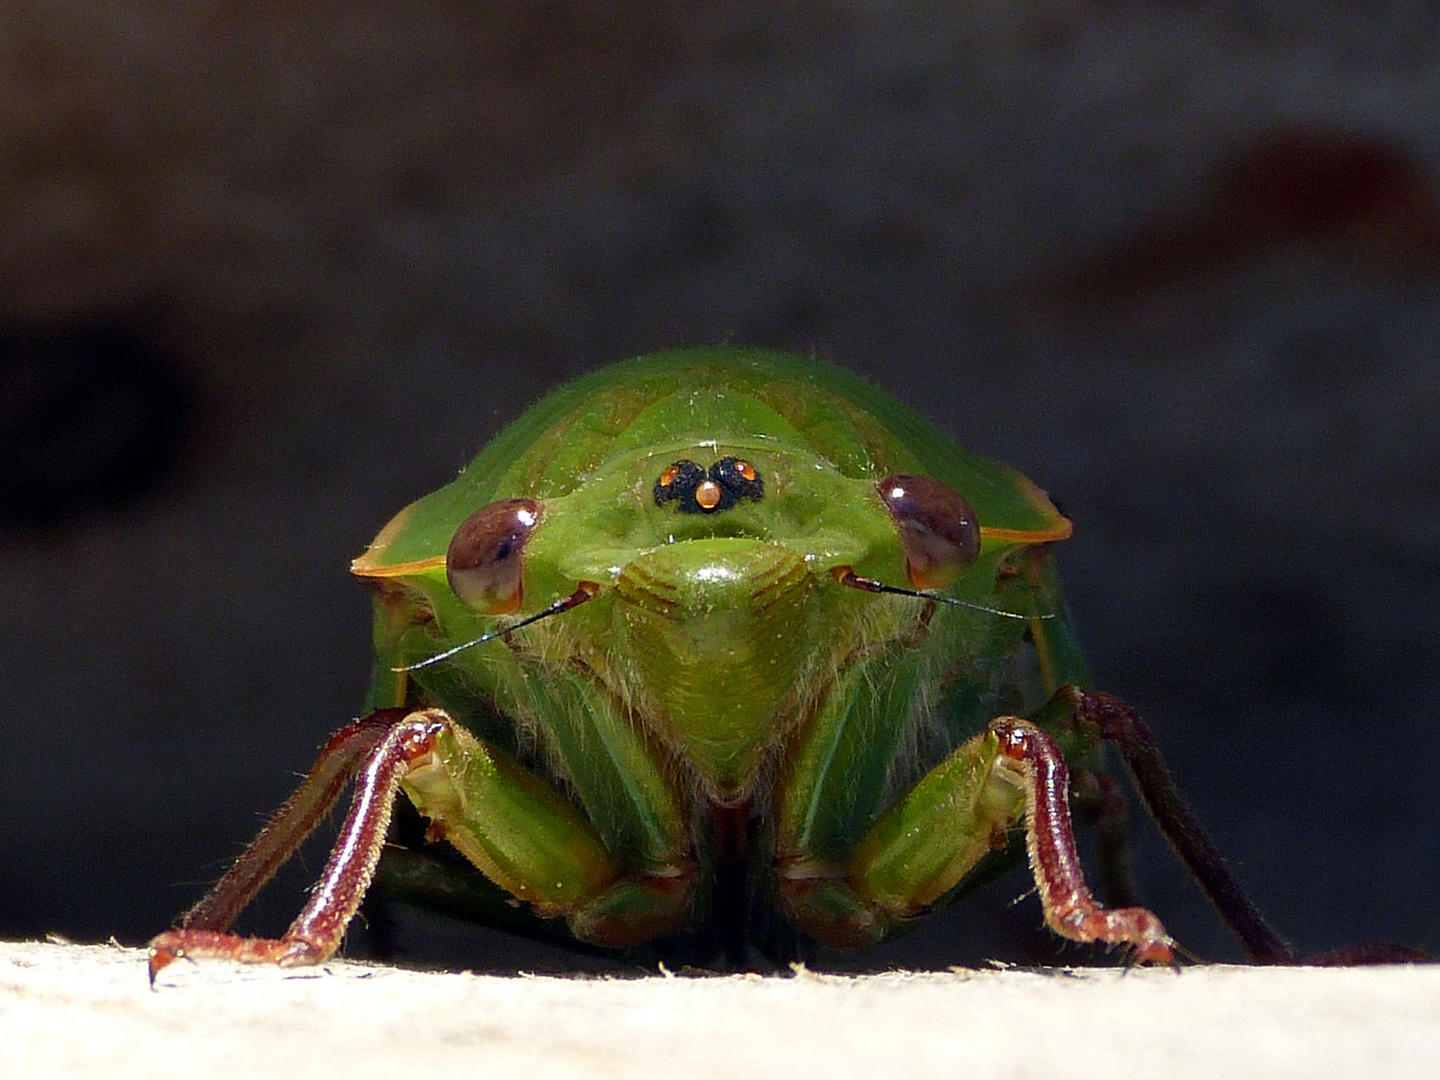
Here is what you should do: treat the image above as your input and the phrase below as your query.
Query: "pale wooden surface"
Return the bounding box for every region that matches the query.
[2,942,1437,1079]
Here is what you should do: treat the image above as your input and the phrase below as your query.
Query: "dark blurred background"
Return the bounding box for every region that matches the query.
[2,2,1437,971]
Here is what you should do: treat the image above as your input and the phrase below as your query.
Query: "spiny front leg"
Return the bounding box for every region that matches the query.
[173,709,407,936]
[149,710,448,981]
[152,704,696,982]
[990,717,1174,964]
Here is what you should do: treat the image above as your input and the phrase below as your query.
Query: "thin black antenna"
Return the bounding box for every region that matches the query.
[394,583,598,672]
[833,568,1052,620]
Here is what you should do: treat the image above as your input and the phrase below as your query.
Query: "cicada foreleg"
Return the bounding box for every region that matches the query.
[149,709,450,980]
[986,717,1174,962]
[797,716,1176,963]
[150,707,698,982]
[168,709,409,938]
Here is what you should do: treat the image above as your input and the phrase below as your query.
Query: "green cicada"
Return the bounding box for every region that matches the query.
[151,347,1302,977]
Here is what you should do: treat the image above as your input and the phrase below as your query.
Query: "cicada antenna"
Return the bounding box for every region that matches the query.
[832,568,1055,621]
[394,583,599,672]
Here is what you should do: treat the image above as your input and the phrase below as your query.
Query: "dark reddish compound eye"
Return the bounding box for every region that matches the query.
[654,457,764,514]
[876,474,980,590]
[446,498,542,614]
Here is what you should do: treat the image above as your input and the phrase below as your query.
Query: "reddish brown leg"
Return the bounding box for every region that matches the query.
[149,709,446,982]
[1077,691,1294,964]
[991,718,1175,964]
[1079,690,1435,965]
[176,709,407,934]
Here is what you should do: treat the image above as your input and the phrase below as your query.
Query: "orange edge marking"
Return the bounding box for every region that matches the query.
[979,517,1074,544]
[351,554,447,578]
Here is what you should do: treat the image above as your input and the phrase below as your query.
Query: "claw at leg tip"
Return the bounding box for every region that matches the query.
[147,940,177,986]
[148,953,170,986]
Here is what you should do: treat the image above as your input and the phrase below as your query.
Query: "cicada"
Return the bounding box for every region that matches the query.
[151,347,1307,977]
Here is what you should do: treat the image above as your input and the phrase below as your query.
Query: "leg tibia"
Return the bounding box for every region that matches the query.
[991,717,1173,963]
[150,711,452,979]
[176,710,406,934]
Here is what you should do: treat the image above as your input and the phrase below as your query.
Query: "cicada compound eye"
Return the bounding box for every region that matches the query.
[877,474,980,590]
[446,498,542,614]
